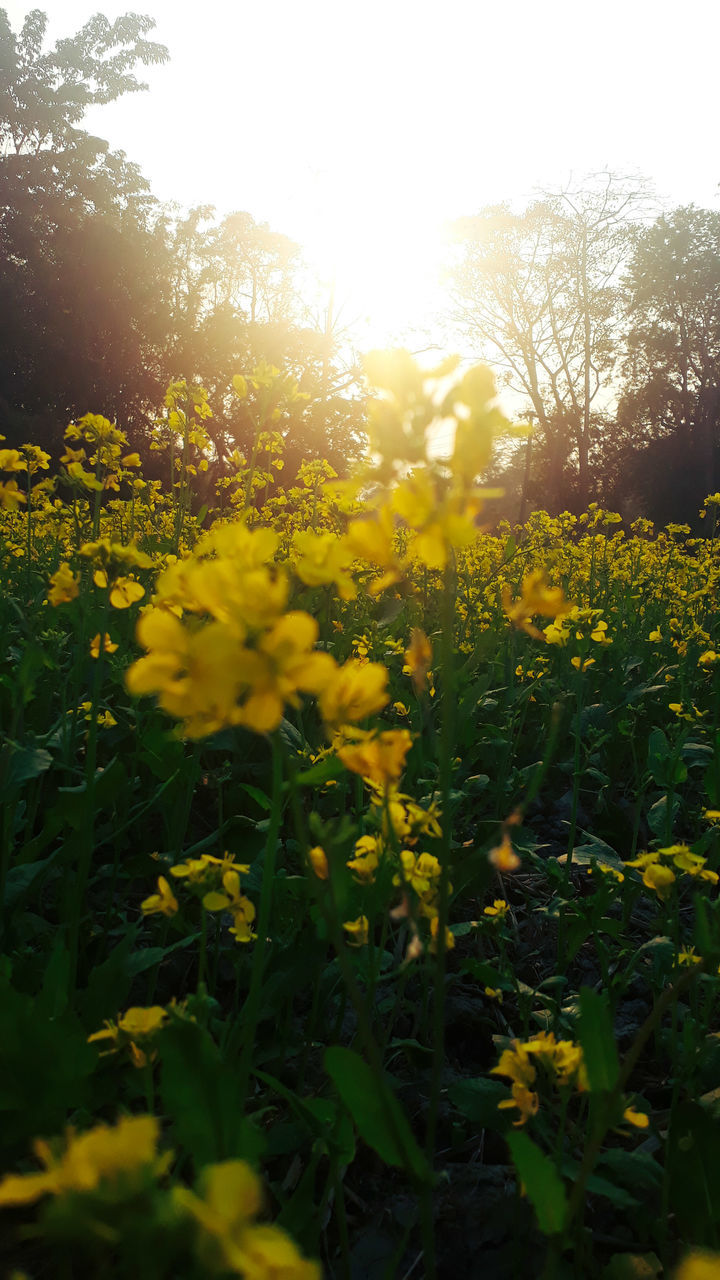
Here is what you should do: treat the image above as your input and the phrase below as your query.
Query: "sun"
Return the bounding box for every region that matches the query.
[297,171,449,351]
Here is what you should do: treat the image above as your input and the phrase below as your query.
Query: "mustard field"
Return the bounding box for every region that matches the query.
[1,354,720,1280]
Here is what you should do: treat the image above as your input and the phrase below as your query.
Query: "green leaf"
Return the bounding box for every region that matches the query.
[254,1067,354,1162]
[570,836,623,872]
[240,783,272,811]
[597,1148,662,1196]
[159,1018,264,1168]
[80,929,138,1025]
[0,979,95,1153]
[507,1130,567,1236]
[324,1046,430,1183]
[5,745,52,789]
[578,987,620,1092]
[667,1101,720,1244]
[647,794,679,838]
[294,755,346,788]
[4,848,62,909]
[647,728,669,784]
[125,933,198,977]
[448,1077,511,1131]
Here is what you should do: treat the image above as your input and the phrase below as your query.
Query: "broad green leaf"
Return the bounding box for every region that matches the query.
[325,1046,430,1183]
[448,1077,511,1131]
[5,745,52,789]
[159,1018,264,1167]
[507,1130,567,1236]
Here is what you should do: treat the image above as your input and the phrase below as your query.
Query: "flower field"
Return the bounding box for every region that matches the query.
[1,353,720,1280]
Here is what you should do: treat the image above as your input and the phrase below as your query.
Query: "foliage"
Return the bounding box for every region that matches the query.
[1,352,720,1278]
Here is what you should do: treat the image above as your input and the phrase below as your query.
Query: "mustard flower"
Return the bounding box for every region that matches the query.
[141,875,179,918]
[48,563,79,606]
[343,916,370,946]
[0,1116,164,1207]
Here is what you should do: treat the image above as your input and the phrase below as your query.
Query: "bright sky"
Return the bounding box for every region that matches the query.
[5,0,720,348]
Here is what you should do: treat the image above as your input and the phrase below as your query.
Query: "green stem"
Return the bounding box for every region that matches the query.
[68,594,109,995]
[563,960,709,1239]
[425,559,457,1164]
[236,735,284,1110]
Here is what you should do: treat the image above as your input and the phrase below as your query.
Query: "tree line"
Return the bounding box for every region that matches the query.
[448,179,720,524]
[2,9,719,523]
[0,8,365,487]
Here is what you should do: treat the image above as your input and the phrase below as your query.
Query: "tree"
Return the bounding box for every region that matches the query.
[158,205,366,478]
[0,9,170,450]
[448,174,647,510]
[618,206,720,484]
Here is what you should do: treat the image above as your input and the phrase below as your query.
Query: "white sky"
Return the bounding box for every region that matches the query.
[5,0,720,348]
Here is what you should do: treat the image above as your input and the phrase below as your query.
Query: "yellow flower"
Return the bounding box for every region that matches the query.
[675,1251,720,1280]
[318,659,389,726]
[0,479,26,509]
[394,849,442,897]
[404,628,433,693]
[90,632,118,658]
[0,448,27,472]
[127,611,249,740]
[622,1106,649,1129]
[203,869,256,943]
[109,577,145,609]
[141,875,179,917]
[175,1160,320,1280]
[48,563,79,607]
[484,899,509,919]
[488,831,521,872]
[65,460,103,491]
[292,530,356,599]
[427,916,454,954]
[590,620,612,645]
[121,452,141,467]
[237,611,336,734]
[336,727,413,787]
[502,570,571,639]
[344,504,402,593]
[88,1006,168,1069]
[544,619,570,646]
[642,862,675,899]
[308,846,329,879]
[0,1116,163,1207]
[343,916,369,946]
[571,656,595,671]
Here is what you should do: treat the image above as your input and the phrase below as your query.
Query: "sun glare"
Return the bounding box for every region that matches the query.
[298,174,448,349]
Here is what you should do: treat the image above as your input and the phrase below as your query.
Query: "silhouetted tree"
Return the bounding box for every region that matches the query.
[448,174,647,510]
[0,8,171,451]
[617,206,720,512]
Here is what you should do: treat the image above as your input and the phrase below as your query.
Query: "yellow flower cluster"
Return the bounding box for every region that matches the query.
[175,1158,320,1279]
[0,1120,319,1279]
[626,843,719,899]
[88,1005,168,1069]
[0,1115,166,1206]
[143,852,258,944]
[126,523,391,738]
[492,1031,588,1126]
